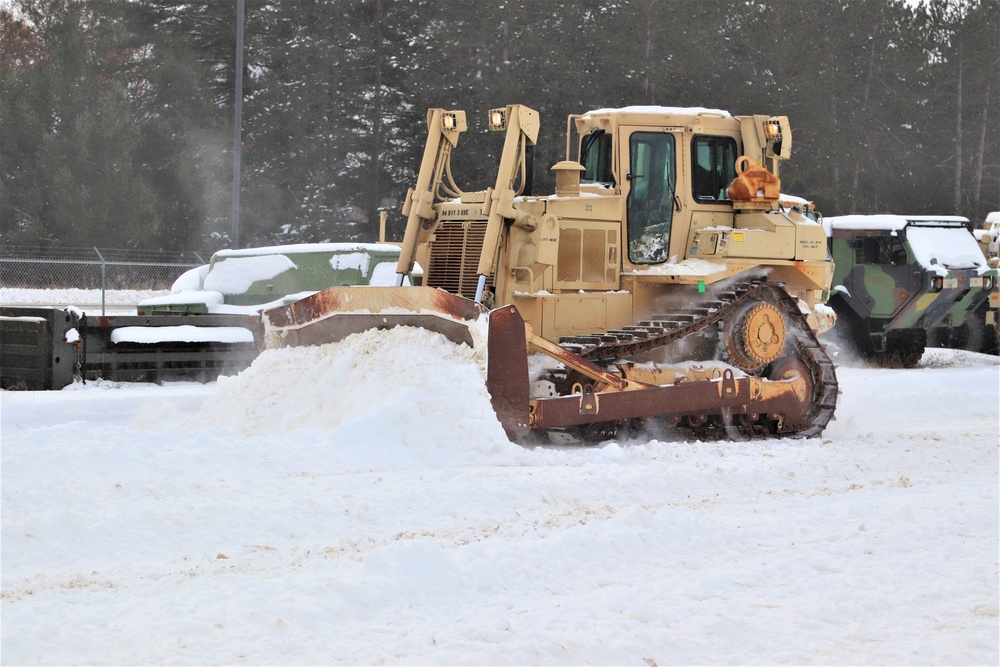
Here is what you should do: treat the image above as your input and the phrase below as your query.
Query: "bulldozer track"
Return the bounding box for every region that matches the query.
[548,278,838,441]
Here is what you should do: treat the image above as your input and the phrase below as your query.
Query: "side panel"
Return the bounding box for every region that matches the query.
[529,292,633,340]
[726,213,796,260]
[554,221,621,290]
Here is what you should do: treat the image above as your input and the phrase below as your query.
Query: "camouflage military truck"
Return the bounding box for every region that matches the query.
[826,214,997,366]
[138,243,410,315]
[973,211,999,351]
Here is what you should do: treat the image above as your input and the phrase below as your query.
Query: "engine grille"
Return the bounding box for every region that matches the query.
[425,220,489,298]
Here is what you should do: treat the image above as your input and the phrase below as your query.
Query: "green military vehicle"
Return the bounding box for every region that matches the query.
[973,211,999,351]
[825,214,997,366]
[3,243,412,390]
[138,242,409,315]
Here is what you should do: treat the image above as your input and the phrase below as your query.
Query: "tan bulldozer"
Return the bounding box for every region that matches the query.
[262,104,838,443]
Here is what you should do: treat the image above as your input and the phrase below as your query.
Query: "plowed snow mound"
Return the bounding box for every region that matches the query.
[196,326,516,460]
[920,347,1000,368]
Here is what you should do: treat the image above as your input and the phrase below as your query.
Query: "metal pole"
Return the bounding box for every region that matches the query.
[474,274,487,304]
[94,247,106,315]
[230,0,245,249]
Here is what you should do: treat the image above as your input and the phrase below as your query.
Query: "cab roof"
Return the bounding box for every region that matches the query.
[826,214,969,232]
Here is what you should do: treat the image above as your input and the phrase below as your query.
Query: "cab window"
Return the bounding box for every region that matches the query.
[580,129,614,187]
[857,235,908,265]
[692,136,737,202]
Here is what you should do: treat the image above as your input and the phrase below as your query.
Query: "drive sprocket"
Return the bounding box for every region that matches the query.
[726,301,787,371]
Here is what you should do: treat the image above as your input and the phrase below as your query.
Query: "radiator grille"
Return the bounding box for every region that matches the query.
[426,221,490,298]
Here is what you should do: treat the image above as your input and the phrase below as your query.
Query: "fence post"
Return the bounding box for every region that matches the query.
[94,247,106,316]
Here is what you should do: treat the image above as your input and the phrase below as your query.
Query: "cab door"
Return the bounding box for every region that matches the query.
[620,128,679,267]
[844,233,913,318]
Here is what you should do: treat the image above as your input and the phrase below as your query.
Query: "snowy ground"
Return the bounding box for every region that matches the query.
[2,330,998,665]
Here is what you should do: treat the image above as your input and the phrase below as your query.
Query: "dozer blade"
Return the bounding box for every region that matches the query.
[261,286,531,440]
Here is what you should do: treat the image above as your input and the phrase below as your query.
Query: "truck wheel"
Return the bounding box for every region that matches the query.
[875,330,925,368]
[827,298,874,363]
[961,305,999,355]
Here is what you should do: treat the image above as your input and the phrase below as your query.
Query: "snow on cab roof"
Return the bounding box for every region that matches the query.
[826,214,969,231]
[902,215,969,224]
[986,211,1000,224]
[214,242,399,258]
[583,106,731,118]
[779,193,811,206]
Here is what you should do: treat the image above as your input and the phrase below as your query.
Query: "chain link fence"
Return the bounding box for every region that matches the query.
[0,247,210,315]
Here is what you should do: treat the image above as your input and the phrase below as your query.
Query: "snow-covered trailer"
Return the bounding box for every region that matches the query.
[0,306,260,389]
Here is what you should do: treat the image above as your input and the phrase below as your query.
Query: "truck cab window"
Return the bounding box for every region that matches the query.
[627,132,676,264]
[859,235,908,265]
[692,136,737,202]
[580,129,614,187]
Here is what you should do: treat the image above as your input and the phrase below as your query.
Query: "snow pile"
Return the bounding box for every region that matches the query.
[110,324,254,344]
[197,326,517,465]
[369,260,404,285]
[203,254,297,294]
[329,251,373,276]
[138,289,224,310]
[906,225,987,272]
[625,256,727,277]
[921,346,1000,368]
[169,264,210,293]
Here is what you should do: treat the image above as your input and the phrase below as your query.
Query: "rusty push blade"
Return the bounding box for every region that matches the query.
[262,286,488,349]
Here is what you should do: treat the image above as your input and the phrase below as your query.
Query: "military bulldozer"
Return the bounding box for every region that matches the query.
[263,104,838,443]
[826,214,997,365]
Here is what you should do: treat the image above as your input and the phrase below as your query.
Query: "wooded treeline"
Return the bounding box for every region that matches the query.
[1,0,997,253]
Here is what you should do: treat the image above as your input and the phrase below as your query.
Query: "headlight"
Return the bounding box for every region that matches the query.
[440,110,465,133]
[931,276,944,292]
[763,118,782,139]
[488,107,507,131]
